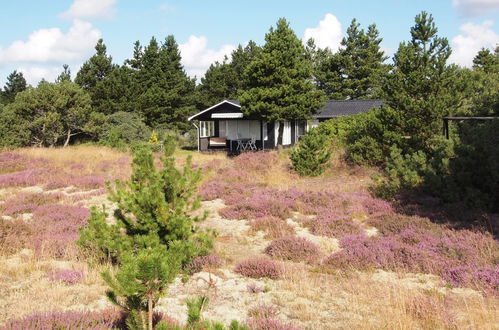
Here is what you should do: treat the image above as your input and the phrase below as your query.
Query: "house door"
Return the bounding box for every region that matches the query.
[274,121,292,146]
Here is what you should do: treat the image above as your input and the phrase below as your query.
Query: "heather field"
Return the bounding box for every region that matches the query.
[0,146,498,329]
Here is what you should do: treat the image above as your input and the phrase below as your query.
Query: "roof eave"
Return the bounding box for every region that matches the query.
[188,100,241,121]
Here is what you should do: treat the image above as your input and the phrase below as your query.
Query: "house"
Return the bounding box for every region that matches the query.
[188,99,383,152]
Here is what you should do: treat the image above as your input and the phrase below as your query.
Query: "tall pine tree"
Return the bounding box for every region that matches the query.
[383,11,466,152]
[239,18,325,147]
[312,19,388,99]
[1,70,27,104]
[197,41,260,109]
[75,39,117,114]
[135,36,196,131]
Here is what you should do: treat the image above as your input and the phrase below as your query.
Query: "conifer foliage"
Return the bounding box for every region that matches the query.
[290,128,332,176]
[79,139,213,329]
[239,18,325,147]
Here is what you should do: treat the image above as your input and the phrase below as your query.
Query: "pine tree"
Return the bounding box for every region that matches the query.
[382,11,466,152]
[102,247,181,330]
[1,70,27,104]
[290,128,332,176]
[197,41,260,109]
[4,81,93,147]
[75,39,117,114]
[239,18,325,147]
[80,141,213,329]
[305,39,344,100]
[473,47,498,73]
[197,59,233,108]
[75,39,115,90]
[80,141,212,263]
[135,36,197,131]
[56,64,71,83]
[311,19,388,99]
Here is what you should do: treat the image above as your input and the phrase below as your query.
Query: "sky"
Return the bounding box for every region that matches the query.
[0,0,498,86]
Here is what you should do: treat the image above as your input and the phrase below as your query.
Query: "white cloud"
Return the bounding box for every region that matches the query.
[453,0,499,17]
[0,20,101,64]
[17,66,65,85]
[302,13,343,51]
[449,20,499,67]
[179,35,236,79]
[60,0,117,20]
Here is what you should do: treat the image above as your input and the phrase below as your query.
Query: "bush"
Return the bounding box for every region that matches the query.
[100,111,150,148]
[245,318,302,330]
[2,309,178,330]
[234,257,283,279]
[249,216,295,239]
[264,235,321,263]
[323,226,499,295]
[46,269,84,284]
[290,128,331,176]
[185,254,223,274]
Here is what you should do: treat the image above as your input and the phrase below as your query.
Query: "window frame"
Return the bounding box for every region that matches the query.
[199,121,215,138]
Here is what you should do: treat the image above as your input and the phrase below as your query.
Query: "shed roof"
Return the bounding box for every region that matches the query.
[315,99,384,118]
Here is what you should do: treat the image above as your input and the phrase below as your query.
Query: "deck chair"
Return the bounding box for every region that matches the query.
[246,136,257,151]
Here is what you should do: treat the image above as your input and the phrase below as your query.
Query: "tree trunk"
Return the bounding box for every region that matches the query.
[148,293,153,330]
[63,129,71,147]
[277,121,284,149]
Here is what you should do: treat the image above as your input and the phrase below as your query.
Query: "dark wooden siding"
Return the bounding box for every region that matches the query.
[266,122,275,149]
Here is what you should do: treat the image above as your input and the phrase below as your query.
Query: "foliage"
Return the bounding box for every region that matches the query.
[234,257,283,279]
[100,111,150,149]
[324,218,499,295]
[79,143,212,264]
[2,81,93,147]
[102,247,181,330]
[79,143,212,328]
[1,70,27,104]
[46,269,84,284]
[75,39,117,114]
[264,235,321,263]
[56,64,72,83]
[239,18,325,146]
[308,18,388,99]
[197,41,260,109]
[133,36,196,131]
[382,11,468,154]
[290,128,331,176]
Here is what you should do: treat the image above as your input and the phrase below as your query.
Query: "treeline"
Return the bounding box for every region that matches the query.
[292,12,499,211]
[0,14,390,148]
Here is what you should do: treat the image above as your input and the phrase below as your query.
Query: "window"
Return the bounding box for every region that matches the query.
[200,121,215,137]
[297,120,307,137]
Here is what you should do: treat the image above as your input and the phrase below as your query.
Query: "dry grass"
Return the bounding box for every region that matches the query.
[17,145,128,168]
[274,264,498,329]
[0,250,108,322]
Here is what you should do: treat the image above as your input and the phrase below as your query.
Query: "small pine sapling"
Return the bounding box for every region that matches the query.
[290,128,331,176]
[79,139,214,329]
[102,247,181,330]
[79,138,213,265]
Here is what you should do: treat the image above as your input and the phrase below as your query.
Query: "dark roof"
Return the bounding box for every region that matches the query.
[315,99,383,118]
[226,99,240,106]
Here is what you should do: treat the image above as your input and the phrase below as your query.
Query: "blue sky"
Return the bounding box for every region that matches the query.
[0,0,498,86]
